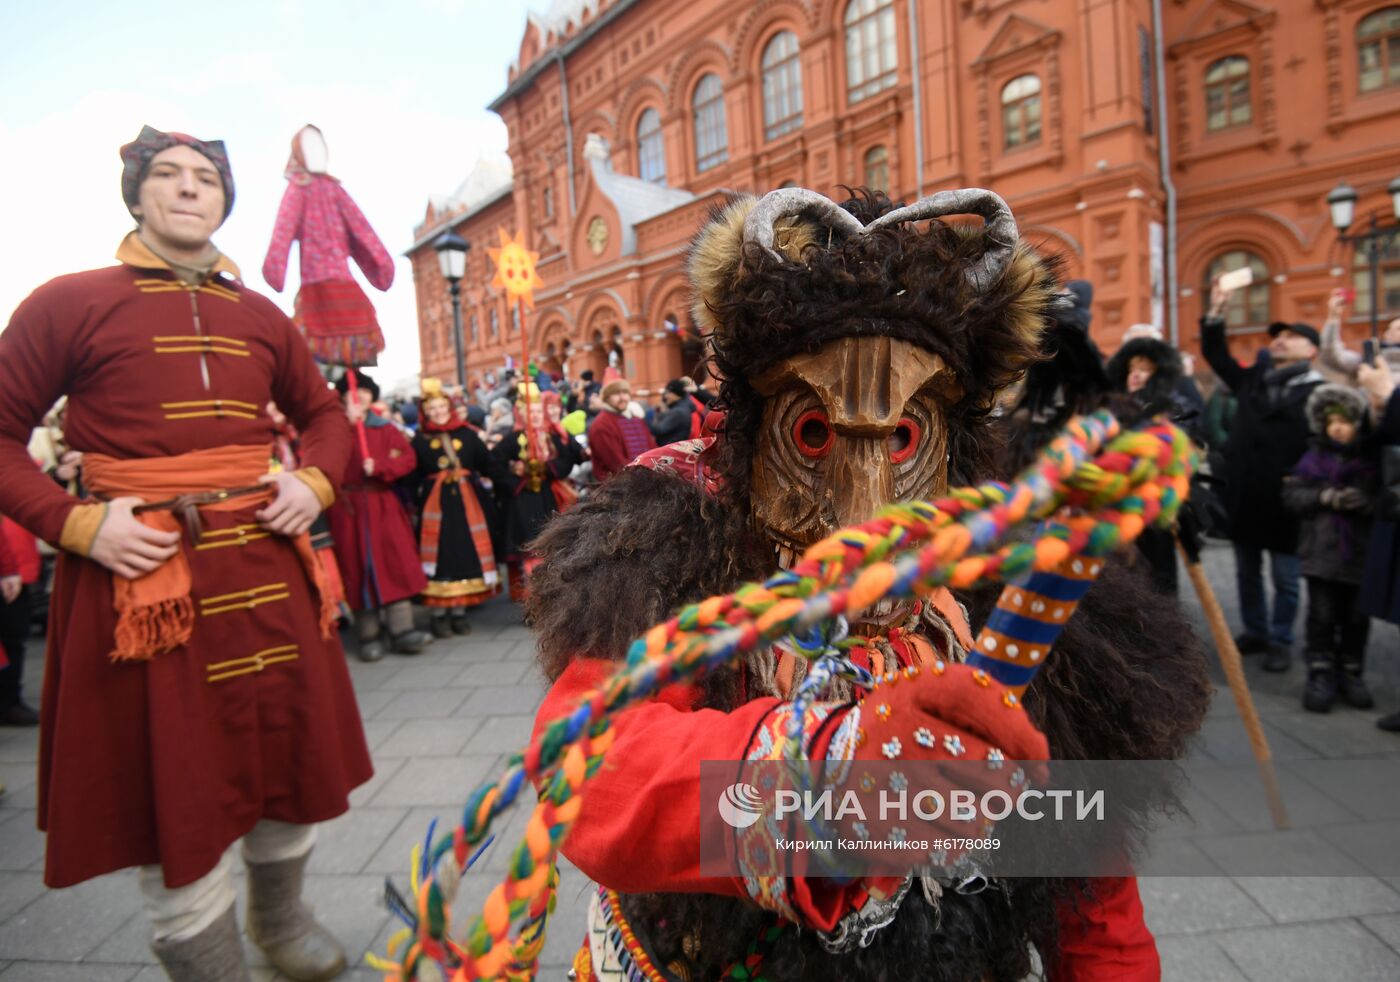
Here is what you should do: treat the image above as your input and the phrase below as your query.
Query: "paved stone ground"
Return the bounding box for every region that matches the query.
[0,539,1396,980]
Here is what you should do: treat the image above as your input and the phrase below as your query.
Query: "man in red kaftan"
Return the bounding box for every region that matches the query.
[0,125,371,981]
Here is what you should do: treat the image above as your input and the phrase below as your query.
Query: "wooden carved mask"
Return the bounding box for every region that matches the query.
[749,335,964,565]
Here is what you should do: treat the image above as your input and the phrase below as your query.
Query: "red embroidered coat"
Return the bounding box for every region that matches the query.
[0,235,372,888]
[326,419,427,610]
[537,656,1160,981]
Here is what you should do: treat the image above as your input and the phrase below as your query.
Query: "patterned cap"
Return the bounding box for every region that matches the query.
[119,125,235,219]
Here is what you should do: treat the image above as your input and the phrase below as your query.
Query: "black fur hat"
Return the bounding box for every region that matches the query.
[333,368,379,403]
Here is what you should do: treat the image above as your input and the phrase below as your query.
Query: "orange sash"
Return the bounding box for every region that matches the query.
[83,444,336,662]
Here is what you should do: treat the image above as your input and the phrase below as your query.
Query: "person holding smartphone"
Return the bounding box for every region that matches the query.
[1201,274,1326,671]
[1319,288,1400,381]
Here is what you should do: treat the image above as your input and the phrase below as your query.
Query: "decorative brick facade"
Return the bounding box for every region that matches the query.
[411,0,1400,394]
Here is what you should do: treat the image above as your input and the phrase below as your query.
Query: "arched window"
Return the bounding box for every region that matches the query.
[469,313,478,345]
[1001,74,1042,149]
[845,0,898,103]
[637,108,666,183]
[1358,7,1400,92]
[864,145,889,194]
[489,307,500,340]
[511,306,521,337]
[1205,251,1271,329]
[692,74,729,173]
[762,31,804,140]
[1354,246,1400,318]
[541,184,554,220]
[1204,56,1251,131]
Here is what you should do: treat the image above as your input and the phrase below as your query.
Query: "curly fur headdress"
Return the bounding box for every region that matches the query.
[686,187,1061,493]
[690,188,1057,396]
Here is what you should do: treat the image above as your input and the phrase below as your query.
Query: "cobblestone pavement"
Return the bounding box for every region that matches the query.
[0,540,1397,980]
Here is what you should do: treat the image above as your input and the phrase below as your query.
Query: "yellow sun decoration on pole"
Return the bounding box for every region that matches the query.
[488,227,544,309]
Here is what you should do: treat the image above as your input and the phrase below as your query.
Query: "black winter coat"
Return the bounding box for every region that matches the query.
[1201,316,1324,551]
[1362,389,1400,623]
[648,397,695,446]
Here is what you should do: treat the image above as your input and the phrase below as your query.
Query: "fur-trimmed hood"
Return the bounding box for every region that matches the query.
[1104,336,1184,404]
[1306,381,1369,433]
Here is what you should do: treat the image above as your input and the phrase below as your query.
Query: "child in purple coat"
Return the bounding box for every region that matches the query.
[1282,383,1378,712]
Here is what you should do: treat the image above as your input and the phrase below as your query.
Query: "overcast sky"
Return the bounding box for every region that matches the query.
[0,0,542,390]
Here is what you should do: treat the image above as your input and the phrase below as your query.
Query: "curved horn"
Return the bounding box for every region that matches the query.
[866,188,1019,291]
[741,188,865,259]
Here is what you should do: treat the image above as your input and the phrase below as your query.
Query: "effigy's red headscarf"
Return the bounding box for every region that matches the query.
[283,124,338,187]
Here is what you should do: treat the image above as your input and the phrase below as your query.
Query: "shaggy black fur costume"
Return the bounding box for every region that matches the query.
[525,191,1211,980]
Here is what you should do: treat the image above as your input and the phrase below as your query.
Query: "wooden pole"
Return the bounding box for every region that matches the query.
[518,298,537,468]
[1178,540,1289,829]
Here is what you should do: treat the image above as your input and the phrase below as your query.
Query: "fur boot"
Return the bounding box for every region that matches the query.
[245,852,346,981]
[150,905,250,982]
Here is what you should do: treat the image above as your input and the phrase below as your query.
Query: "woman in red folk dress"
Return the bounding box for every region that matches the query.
[411,378,504,636]
[326,370,431,662]
[0,125,372,980]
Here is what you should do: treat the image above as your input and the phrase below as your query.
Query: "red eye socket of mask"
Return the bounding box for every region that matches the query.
[792,410,834,458]
[888,417,921,464]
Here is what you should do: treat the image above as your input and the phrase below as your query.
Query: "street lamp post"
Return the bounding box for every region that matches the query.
[1327,175,1400,339]
[433,230,471,387]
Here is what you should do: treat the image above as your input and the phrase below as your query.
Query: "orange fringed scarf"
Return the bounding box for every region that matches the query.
[83,444,337,662]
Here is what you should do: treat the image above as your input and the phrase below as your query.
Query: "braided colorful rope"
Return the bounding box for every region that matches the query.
[370,411,1195,981]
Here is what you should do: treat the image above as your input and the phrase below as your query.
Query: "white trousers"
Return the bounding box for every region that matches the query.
[138,820,316,942]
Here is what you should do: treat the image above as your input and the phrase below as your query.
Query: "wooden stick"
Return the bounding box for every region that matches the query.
[1179,540,1290,829]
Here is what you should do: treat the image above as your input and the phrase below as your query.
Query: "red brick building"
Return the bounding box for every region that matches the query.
[410,0,1400,394]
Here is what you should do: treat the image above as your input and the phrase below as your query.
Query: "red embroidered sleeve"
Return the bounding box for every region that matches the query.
[533,657,775,900]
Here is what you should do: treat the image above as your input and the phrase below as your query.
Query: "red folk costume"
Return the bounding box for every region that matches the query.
[412,381,502,612]
[526,189,1211,982]
[325,390,426,612]
[261,124,393,367]
[0,230,372,889]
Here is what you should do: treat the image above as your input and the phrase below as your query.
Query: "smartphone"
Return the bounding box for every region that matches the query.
[1340,287,1356,304]
[1362,339,1378,367]
[1217,267,1254,292]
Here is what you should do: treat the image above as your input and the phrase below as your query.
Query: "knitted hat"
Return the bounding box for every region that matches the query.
[601,379,631,401]
[1305,382,1367,433]
[120,125,235,220]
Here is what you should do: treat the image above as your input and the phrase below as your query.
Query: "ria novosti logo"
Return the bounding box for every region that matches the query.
[717,783,764,828]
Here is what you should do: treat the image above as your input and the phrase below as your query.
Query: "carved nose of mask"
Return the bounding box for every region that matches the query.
[828,437,894,530]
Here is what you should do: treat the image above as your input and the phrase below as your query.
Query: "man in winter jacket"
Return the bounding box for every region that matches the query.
[646,378,697,445]
[1201,277,1324,671]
